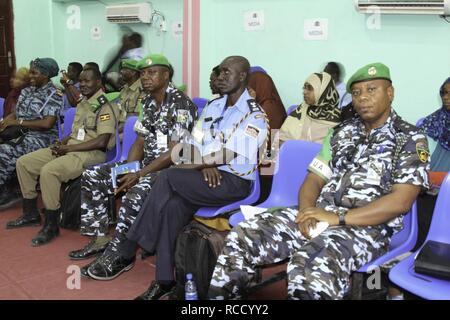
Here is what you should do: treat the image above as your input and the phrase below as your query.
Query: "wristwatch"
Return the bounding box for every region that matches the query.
[337,208,348,226]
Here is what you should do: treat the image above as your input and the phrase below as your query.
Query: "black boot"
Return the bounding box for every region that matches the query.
[6,198,41,229]
[31,209,60,247]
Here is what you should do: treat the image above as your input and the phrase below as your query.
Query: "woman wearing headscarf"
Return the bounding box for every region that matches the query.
[387,77,450,301]
[412,77,450,250]
[278,72,341,144]
[419,77,450,173]
[0,58,63,209]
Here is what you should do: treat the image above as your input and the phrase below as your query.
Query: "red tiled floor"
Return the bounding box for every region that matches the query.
[0,205,156,300]
[1,203,287,300]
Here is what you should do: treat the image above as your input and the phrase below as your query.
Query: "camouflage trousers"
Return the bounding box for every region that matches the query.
[209,207,391,300]
[0,134,54,187]
[80,161,157,253]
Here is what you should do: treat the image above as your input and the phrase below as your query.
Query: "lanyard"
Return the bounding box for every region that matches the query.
[210,104,230,138]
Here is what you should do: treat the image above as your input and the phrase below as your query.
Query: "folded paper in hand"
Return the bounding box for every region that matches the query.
[240,205,329,238]
[111,161,140,189]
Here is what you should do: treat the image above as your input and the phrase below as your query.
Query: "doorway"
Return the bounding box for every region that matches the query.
[0,0,15,98]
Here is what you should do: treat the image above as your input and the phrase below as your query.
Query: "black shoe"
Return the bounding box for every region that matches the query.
[6,198,40,229]
[31,209,60,247]
[80,260,96,278]
[69,237,110,260]
[135,281,176,300]
[87,252,135,281]
[6,215,41,229]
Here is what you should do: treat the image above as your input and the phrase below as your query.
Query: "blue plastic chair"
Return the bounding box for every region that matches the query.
[250,66,267,74]
[0,97,5,118]
[229,140,322,227]
[287,104,297,115]
[120,116,138,161]
[192,97,208,116]
[62,107,76,139]
[389,172,450,300]
[357,202,418,274]
[194,172,261,219]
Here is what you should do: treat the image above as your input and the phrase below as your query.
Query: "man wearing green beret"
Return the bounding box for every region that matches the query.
[68,54,197,270]
[7,68,120,247]
[108,59,144,134]
[208,62,430,300]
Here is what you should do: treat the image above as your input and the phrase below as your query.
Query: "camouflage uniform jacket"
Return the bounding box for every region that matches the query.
[15,81,63,140]
[309,110,429,234]
[134,84,197,167]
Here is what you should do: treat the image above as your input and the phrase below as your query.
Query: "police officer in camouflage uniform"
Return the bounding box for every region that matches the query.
[208,62,430,300]
[0,58,63,209]
[70,55,197,274]
[6,68,119,247]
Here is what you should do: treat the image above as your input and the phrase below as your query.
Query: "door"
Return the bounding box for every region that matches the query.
[0,0,15,98]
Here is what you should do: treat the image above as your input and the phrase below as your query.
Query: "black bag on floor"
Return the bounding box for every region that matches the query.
[59,176,82,230]
[173,220,228,300]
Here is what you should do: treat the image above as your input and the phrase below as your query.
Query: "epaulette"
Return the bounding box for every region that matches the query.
[247,99,262,113]
[393,115,418,135]
[332,117,353,134]
[97,94,109,107]
[206,95,223,106]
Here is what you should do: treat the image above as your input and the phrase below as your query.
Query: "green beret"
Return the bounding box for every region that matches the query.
[137,54,171,70]
[30,57,59,78]
[121,59,139,72]
[346,62,391,92]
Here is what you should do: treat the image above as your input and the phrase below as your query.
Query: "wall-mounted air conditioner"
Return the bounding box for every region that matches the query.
[106,3,152,24]
[355,0,450,15]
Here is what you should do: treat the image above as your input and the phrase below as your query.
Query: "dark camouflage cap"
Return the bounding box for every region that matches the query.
[347,62,391,92]
[30,58,60,78]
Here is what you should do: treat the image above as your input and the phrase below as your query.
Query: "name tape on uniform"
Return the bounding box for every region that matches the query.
[244,124,260,139]
[310,158,332,180]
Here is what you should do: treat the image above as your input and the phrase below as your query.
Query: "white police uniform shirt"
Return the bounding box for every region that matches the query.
[190,89,267,181]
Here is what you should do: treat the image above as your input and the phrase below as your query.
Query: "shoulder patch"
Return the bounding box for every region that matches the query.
[244,124,260,139]
[247,99,262,113]
[393,116,418,134]
[416,141,429,163]
[100,114,111,122]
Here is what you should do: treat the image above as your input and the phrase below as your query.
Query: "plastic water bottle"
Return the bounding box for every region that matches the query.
[185,273,198,300]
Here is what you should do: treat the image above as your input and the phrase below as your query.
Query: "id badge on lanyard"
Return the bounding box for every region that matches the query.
[77,127,86,141]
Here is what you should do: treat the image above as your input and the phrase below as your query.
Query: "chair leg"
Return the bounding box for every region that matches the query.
[349,272,364,300]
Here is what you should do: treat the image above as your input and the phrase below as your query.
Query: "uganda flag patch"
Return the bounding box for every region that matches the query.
[100,114,111,122]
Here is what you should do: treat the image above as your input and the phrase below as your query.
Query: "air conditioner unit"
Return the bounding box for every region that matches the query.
[106,3,152,24]
[355,0,450,15]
